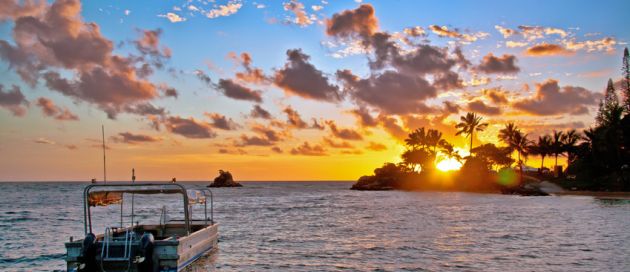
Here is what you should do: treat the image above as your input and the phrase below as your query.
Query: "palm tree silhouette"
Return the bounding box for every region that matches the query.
[532,135,552,173]
[551,130,564,169]
[562,129,581,164]
[509,131,531,183]
[456,112,488,155]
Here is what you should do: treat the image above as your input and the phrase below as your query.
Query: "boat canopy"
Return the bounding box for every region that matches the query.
[87,185,207,207]
[83,183,214,235]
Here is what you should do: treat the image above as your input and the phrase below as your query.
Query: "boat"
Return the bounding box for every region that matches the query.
[65,183,218,272]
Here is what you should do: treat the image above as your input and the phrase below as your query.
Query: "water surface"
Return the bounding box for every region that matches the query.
[1,182,629,271]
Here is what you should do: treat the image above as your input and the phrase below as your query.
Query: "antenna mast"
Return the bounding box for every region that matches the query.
[102,125,107,183]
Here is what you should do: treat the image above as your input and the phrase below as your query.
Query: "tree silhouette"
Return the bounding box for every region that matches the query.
[531,135,552,173]
[456,112,488,154]
[562,129,581,164]
[622,47,630,112]
[551,130,564,169]
[597,79,621,126]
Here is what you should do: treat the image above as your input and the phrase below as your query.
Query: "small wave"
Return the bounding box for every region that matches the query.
[0,253,65,264]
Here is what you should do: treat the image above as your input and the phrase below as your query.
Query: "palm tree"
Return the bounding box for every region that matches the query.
[404,128,427,151]
[551,130,564,169]
[533,135,552,173]
[455,112,488,155]
[440,141,462,163]
[426,129,445,154]
[509,131,531,183]
[499,123,519,146]
[562,129,581,164]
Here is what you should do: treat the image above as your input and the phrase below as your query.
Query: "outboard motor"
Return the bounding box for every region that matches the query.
[79,233,97,272]
[138,232,156,272]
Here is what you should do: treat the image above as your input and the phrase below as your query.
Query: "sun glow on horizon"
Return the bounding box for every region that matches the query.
[436,158,463,172]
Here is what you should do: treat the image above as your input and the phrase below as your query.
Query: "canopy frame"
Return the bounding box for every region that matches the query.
[82,183,213,236]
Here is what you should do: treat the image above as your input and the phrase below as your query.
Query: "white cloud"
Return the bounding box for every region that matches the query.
[205,1,243,19]
[506,41,528,48]
[159,12,187,23]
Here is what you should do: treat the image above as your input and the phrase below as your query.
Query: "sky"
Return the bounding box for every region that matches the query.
[0,0,629,181]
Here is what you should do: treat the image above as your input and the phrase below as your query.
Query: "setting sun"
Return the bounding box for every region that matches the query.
[436,158,463,172]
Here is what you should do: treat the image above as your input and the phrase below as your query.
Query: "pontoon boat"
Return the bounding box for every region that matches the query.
[65,183,218,272]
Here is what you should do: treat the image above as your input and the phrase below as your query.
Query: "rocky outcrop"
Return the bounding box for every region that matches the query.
[207,170,242,187]
[501,183,550,196]
[351,163,403,190]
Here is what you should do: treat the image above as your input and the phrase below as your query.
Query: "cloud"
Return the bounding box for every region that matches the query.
[216,79,263,102]
[250,105,272,119]
[35,97,79,121]
[204,0,242,19]
[311,5,323,11]
[483,88,509,104]
[325,4,378,40]
[228,52,269,84]
[0,0,163,118]
[271,146,283,153]
[518,25,567,41]
[236,123,285,146]
[562,37,617,53]
[366,141,387,151]
[283,106,308,128]
[512,79,600,116]
[403,26,426,37]
[283,0,313,27]
[337,69,438,114]
[160,85,178,98]
[111,132,161,144]
[323,137,354,148]
[0,0,46,21]
[350,106,377,127]
[475,53,520,74]
[525,43,575,56]
[274,49,341,102]
[158,12,186,23]
[204,112,239,130]
[163,116,217,138]
[325,120,363,140]
[34,137,55,145]
[377,115,407,141]
[467,100,501,115]
[505,41,528,48]
[327,6,467,115]
[494,25,518,38]
[429,25,489,43]
[195,70,213,85]
[238,135,274,146]
[65,144,78,150]
[0,84,29,116]
[290,141,327,156]
[135,29,172,68]
[463,76,491,87]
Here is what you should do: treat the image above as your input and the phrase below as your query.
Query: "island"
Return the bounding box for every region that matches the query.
[352,49,630,196]
[207,170,243,187]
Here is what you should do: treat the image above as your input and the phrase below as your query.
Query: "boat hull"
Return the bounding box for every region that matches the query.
[65,223,219,272]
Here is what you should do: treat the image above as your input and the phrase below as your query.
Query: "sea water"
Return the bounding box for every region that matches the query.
[1,182,629,271]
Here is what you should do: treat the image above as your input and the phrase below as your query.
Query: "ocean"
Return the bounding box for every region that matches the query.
[0,181,629,271]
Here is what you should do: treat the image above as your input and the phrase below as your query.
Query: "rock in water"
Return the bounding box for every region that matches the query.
[208,170,243,187]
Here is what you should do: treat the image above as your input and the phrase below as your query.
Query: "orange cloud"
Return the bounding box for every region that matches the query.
[525,43,574,56]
